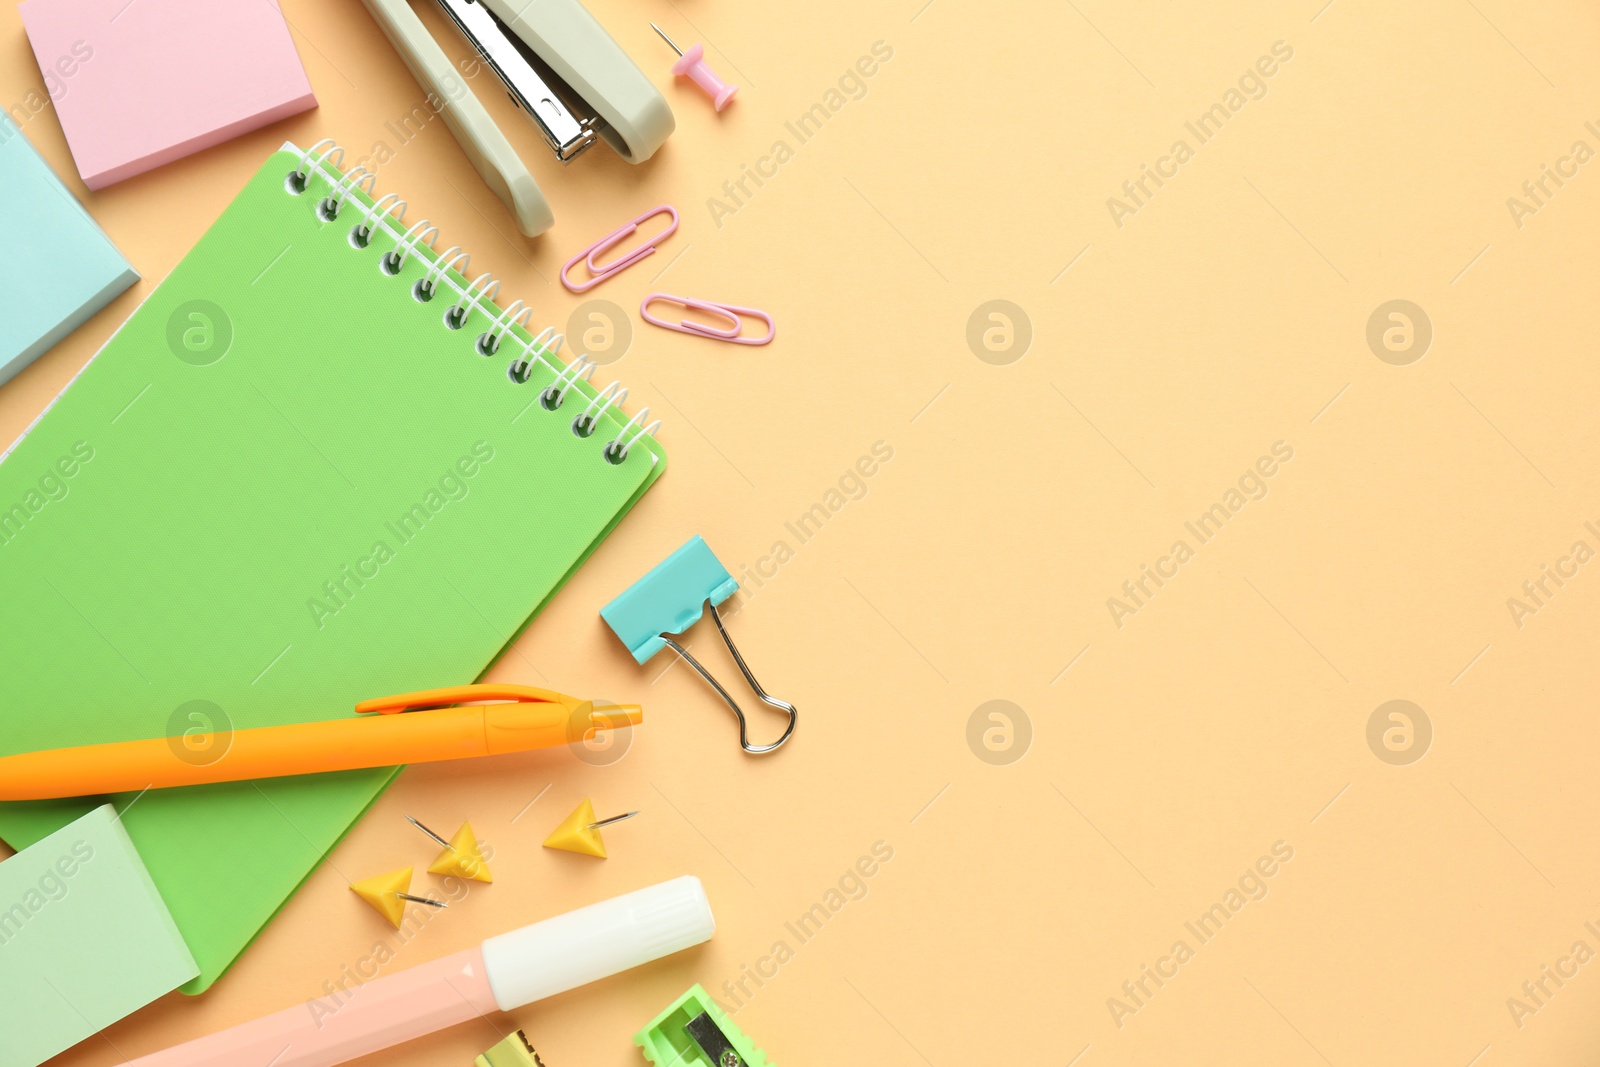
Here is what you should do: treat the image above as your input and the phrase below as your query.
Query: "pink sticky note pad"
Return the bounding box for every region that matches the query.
[19,0,317,189]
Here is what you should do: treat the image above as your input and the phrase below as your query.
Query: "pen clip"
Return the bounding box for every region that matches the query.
[355,683,572,715]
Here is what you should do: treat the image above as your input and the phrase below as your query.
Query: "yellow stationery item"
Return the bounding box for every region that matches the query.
[350,867,444,928]
[544,799,604,857]
[428,822,493,883]
[543,800,638,858]
[475,1030,544,1067]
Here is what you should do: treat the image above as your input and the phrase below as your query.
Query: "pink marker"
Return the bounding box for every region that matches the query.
[652,23,738,111]
[123,878,714,1067]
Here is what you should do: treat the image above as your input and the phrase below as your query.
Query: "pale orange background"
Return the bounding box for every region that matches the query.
[6,0,1600,1064]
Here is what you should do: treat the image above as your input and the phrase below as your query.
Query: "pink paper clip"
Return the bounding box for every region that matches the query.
[640,293,776,346]
[561,206,679,293]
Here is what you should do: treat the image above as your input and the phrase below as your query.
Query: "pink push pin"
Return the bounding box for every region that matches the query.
[651,23,738,111]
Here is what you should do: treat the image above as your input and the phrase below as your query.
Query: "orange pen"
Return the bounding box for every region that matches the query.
[0,684,641,801]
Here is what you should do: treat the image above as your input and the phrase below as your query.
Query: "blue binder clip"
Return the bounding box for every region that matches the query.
[601,536,797,754]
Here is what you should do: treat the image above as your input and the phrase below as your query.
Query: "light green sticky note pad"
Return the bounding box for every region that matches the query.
[0,804,198,1067]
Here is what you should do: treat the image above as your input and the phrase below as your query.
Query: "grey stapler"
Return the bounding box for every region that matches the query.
[361,0,675,236]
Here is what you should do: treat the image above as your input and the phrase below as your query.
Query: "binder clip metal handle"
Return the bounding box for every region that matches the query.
[602,536,798,755]
[660,601,797,755]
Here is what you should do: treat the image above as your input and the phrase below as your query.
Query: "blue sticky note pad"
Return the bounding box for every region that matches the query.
[602,536,740,663]
[0,115,137,384]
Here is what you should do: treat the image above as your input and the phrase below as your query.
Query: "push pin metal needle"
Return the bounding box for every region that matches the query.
[589,810,640,829]
[651,23,738,111]
[405,815,454,851]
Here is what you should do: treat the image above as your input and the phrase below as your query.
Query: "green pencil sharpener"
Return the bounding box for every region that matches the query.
[635,984,773,1067]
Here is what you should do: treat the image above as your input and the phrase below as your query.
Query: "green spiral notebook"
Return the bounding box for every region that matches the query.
[0,142,666,992]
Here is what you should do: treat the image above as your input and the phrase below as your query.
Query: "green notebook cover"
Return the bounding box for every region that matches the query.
[0,145,666,992]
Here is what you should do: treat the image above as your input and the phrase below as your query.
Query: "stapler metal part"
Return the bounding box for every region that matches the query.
[359,0,674,237]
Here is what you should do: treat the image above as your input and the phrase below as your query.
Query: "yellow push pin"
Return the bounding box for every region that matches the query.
[349,866,446,928]
[407,815,493,883]
[542,799,638,858]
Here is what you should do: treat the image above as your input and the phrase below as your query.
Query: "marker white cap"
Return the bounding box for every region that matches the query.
[483,875,716,1009]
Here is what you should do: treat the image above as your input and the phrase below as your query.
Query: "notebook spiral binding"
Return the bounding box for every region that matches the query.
[281,138,661,466]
